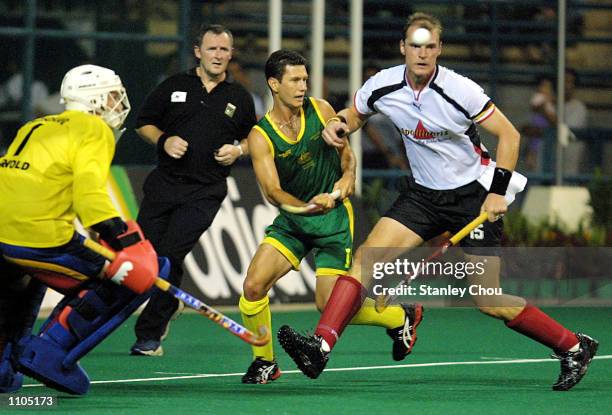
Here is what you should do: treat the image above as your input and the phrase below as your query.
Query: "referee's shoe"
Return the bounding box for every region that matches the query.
[130,301,185,356]
[278,325,329,379]
[386,303,424,361]
[551,332,599,391]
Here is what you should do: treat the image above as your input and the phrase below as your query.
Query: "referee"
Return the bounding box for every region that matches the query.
[130,24,256,356]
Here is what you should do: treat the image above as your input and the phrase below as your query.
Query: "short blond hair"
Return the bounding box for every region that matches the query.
[403,12,443,40]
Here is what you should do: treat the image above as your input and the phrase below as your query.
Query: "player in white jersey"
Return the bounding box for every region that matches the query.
[355,63,496,190]
[282,12,597,391]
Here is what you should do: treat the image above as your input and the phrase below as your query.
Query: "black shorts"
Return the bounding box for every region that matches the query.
[384,179,502,254]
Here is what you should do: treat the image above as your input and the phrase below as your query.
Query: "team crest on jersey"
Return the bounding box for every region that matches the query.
[297,152,315,169]
[171,91,187,102]
[279,149,292,158]
[225,103,236,117]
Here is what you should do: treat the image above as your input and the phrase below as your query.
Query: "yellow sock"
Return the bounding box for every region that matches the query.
[239,295,274,361]
[350,298,404,329]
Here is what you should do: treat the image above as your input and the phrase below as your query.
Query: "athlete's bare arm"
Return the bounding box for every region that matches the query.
[248,127,334,213]
[478,107,521,221]
[136,124,188,159]
[479,108,520,172]
[313,98,357,199]
[322,106,369,148]
[334,137,356,199]
[135,124,164,145]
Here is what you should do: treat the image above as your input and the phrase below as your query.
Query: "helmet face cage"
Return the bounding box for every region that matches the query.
[60,64,131,129]
[101,87,131,130]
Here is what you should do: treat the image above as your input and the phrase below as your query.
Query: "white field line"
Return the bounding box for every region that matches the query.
[22,355,612,388]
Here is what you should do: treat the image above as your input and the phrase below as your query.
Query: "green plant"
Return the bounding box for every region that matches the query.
[587,168,612,231]
[502,211,608,247]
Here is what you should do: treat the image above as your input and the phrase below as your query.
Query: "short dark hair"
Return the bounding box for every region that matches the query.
[194,24,233,47]
[265,49,307,82]
[535,74,554,85]
[565,68,579,85]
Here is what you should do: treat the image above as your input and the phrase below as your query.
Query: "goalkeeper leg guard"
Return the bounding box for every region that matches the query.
[18,280,153,395]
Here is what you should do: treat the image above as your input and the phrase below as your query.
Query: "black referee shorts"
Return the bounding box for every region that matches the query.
[384,179,503,255]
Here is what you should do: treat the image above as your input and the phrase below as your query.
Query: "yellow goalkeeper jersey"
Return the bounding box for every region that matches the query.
[0,110,120,247]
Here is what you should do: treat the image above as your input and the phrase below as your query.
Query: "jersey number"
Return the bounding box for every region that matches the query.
[470,224,485,240]
[13,123,42,156]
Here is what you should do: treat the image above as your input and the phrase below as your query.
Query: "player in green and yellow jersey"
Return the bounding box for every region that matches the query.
[239,50,421,384]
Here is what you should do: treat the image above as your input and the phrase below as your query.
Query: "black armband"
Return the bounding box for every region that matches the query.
[489,167,512,195]
[91,217,127,251]
[156,132,171,155]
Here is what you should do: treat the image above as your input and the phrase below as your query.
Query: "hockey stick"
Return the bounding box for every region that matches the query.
[83,239,270,346]
[280,189,342,214]
[374,211,489,313]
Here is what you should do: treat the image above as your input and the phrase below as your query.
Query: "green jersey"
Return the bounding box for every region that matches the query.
[255,98,353,274]
[254,97,341,203]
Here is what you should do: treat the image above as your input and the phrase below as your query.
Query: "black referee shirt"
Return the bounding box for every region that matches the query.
[136,67,256,184]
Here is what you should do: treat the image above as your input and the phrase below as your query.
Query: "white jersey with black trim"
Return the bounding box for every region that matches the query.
[354,64,496,190]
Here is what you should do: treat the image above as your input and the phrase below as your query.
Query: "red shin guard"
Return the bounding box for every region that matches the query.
[505,304,579,352]
[315,276,366,350]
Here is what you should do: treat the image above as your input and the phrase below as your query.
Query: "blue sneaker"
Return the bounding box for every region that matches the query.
[130,339,163,356]
[130,302,184,357]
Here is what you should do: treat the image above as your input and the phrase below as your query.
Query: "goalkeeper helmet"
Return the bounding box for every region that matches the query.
[60,64,131,129]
